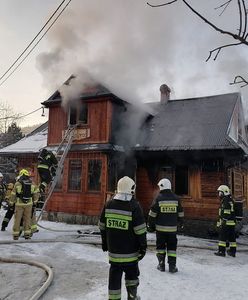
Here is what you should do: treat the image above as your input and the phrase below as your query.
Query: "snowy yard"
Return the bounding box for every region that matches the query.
[0,208,248,300]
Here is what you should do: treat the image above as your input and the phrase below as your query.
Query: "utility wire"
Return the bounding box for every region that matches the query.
[0,0,72,87]
[0,0,67,82]
[0,107,43,121]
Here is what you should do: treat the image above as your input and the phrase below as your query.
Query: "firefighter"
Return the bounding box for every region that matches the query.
[37,148,58,193]
[1,182,15,231]
[99,176,147,300]
[9,169,39,240]
[214,185,236,257]
[147,178,184,273]
[0,172,6,209]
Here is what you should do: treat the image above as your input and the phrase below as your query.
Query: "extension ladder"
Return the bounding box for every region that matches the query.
[36,125,76,222]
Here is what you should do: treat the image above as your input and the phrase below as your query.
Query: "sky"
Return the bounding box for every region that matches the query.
[0,213,248,299]
[0,0,248,127]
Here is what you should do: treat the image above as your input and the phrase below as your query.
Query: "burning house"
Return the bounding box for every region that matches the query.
[1,78,247,235]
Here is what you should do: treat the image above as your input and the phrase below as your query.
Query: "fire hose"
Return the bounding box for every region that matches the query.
[0,256,53,300]
[1,236,248,300]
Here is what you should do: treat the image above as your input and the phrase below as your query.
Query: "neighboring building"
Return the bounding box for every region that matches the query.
[1,79,247,236]
[0,122,48,183]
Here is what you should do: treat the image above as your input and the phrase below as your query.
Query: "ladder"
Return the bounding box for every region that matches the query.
[36,125,76,222]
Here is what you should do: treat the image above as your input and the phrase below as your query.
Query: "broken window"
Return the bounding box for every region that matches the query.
[88,159,102,191]
[175,167,188,195]
[68,103,88,126]
[68,160,82,191]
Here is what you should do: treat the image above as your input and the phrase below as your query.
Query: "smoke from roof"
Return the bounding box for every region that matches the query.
[36,0,248,116]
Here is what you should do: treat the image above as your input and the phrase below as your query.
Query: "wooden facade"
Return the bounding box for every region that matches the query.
[1,82,248,230]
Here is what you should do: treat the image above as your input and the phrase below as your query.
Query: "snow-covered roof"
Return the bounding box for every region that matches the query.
[0,122,48,156]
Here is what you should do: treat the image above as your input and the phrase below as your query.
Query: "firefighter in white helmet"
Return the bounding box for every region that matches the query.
[214,185,236,257]
[99,176,147,300]
[147,178,184,273]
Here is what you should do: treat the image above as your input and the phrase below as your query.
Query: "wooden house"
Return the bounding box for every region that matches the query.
[1,79,248,235]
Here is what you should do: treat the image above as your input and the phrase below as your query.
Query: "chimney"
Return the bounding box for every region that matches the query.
[160,84,171,104]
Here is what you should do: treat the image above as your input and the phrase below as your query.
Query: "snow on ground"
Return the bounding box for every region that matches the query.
[0,208,248,300]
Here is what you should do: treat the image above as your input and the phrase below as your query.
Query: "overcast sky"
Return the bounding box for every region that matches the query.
[0,0,248,126]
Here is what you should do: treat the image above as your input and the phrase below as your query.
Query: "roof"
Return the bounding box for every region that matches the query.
[136,93,240,151]
[0,122,48,156]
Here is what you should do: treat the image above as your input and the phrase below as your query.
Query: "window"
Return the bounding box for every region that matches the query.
[68,103,88,126]
[68,160,82,191]
[175,167,188,195]
[88,159,102,191]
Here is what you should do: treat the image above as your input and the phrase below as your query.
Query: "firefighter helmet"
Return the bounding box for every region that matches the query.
[19,169,30,177]
[117,176,136,194]
[158,178,171,191]
[217,185,230,196]
[0,172,3,177]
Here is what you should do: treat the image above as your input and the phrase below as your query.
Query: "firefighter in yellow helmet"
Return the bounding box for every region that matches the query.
[214,185,236,257]
[9,169,39,240]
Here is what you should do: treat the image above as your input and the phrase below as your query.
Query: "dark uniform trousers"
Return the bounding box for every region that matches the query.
[2,206,15,229]
[109,263,140,300]
[218,225,236,255]
[156,232,177,266]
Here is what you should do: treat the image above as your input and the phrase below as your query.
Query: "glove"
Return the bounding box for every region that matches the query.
[138,248,146,261]
[178,222,184,231]
[102,242,108,252]
[147,225,155,233]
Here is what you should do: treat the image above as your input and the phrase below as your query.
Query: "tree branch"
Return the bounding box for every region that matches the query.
[147,0,178,7]
[214,0,233,17]
[230,75,248,87]
[206,42,243,61]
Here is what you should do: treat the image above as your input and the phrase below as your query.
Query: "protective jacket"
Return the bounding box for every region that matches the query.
[218,195,236,227]
[99,195,147,265]
[0,182,6,202]
[148,189,184,233]
[38,150,58,170]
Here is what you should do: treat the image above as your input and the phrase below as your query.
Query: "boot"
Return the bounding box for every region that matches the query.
[156,253,165,272]
[169,264,178,273]
[214,251,225,257]
[126,286,140,300]
[1,226,6,231]
[227,249,236,257]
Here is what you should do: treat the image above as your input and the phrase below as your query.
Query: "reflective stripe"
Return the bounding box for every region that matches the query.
[157,249,166,254]
[159,200,178,206]
[125,279,139,287]
[148,210,157,218]
[156,225,177,232]
[226,220,235,226]
[219,241,226,247]
[133,223,147,235]
[109,289,121,300]
[105,209,132,216]
[109,252,139,263]
[230,242,237,248]
[37,164,49,169]
[224,209,231,214]
[167,250,177,257]
[105,213,132,221]
[178,212,184,217]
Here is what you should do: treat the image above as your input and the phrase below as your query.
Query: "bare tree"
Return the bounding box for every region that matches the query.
[147,0,248,87]
[0,101,22,134]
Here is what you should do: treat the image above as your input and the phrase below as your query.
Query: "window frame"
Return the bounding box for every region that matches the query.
[87,159,102,192]
[68,159,82,192]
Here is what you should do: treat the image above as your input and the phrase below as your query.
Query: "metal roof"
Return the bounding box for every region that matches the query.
[136,93,240,151]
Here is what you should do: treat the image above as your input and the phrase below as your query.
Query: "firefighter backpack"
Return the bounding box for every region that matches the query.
[18,178,32,203]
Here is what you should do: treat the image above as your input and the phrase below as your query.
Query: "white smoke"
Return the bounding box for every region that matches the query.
[36,0,248,115]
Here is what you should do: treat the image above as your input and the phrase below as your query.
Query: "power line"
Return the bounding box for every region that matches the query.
[0,0,72,86]
[0,107,44,121]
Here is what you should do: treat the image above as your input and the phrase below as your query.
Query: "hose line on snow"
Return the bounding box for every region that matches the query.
[0,257,53,300]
